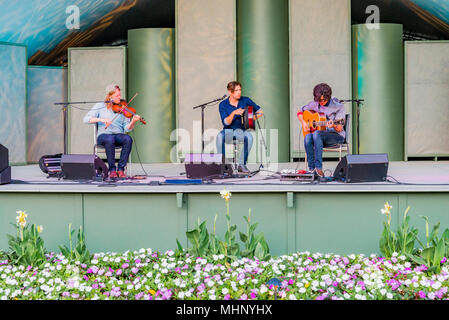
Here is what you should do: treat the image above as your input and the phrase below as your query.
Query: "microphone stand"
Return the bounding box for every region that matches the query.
[54,100,111,155]
[339,99,364,154]
[193,95,227,153]
[250,117,268,177]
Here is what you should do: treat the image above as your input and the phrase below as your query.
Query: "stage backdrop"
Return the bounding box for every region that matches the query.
[405,41,449,158]
[68,47,126,154]
[27,66,67,163]
[290,0,352,160]
[175,0,238,162]
[0,42,27,164]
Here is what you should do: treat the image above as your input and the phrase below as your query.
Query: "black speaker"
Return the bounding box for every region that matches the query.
[61,154,108,180]
[0,166,11,185]
[0,144,8,173]
[0,144,11,185]
[333,153,389,183]
[184,153,233,179]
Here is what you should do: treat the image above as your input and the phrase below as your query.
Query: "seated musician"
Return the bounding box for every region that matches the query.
[83,84,141,179]
[216,81,263,174]
[297,83,345,177]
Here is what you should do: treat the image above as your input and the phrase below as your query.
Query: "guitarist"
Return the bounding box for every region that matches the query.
[297,83,345,177]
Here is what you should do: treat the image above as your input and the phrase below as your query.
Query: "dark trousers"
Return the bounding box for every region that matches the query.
[97,133,132,172]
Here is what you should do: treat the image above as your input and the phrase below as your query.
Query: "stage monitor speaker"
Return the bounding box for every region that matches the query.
[333,153,389,183]
[0,144,8,173]
[0,166,11,185]
[184,153,233,179]
[61,154,108,180]
[0,144,11,185]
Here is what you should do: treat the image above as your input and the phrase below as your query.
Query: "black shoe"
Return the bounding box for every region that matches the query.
[238,165,250,174]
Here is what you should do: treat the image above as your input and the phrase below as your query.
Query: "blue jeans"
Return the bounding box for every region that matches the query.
[304,130,344,170]
[216,129,253,166]
[97,133,132,172]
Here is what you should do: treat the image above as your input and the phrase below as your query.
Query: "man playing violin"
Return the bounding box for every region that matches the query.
[297,83,345,177]
[83,84,141,178]
[216,81,263,174]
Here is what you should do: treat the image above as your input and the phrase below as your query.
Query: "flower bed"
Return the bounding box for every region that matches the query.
[0,249,448,300]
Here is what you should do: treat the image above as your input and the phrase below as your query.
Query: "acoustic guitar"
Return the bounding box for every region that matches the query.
[301,110,345,137]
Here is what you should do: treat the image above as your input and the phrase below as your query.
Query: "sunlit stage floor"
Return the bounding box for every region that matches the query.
[2,161,449,193]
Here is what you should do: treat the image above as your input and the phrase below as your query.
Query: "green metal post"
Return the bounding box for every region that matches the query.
[127,28,176,163]
[352,24,404,160]
[236,0,290,162]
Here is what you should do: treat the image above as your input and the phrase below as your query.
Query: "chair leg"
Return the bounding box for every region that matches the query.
[233,142,238,170]
[304,152,308,171]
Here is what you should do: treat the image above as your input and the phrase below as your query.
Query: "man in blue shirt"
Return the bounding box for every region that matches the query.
[83,84,141,179]
[216,81,263,173]
[297,83,345,177]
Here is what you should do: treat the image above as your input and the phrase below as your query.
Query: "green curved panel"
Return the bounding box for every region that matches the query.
[352,24,404,160]
[236,0,290,163]
[127,28,175,163]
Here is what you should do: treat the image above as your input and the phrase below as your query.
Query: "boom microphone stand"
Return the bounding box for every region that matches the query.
[193,95,227,153]
[54,100,111,155]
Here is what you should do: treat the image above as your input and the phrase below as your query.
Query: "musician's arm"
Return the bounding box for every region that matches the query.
[224,109,242,125]
[84,104,110,126]
[125,115,140,132]
[297,112,309,131]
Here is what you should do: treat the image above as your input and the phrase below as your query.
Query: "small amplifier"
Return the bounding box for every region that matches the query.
[280,173,315,182]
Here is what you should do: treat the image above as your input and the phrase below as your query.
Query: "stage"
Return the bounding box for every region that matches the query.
[2,161,449,193]
[1,161,449,257]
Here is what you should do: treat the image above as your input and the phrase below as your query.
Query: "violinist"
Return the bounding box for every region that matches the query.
[83,84,141,178]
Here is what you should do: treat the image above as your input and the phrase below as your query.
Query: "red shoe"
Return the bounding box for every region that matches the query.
[118,170,127,178]
[109,171,118,178]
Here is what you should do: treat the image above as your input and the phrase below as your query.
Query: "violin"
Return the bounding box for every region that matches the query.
[111,99,147,125]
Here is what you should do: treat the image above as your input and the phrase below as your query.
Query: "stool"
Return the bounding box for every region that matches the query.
[232,138,244,171]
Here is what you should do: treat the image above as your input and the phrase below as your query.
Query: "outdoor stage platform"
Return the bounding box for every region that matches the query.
[1,161,449,257]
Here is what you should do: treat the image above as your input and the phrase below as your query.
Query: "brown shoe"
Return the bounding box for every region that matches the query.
[109,170,118,179]
[315,169,324,177]
[118,170,127,178]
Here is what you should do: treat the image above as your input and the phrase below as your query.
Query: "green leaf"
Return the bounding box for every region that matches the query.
[421,247,435,264]
[433,238,446,267]
[405,253,426,266]
[239,232,248,244]
[254,243,265,260]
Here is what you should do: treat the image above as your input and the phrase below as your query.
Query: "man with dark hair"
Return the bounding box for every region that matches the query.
[216,81,263,173]
[297,83,345,177]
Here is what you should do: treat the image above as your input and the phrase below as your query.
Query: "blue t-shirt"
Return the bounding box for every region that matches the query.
[219,96,261,130]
